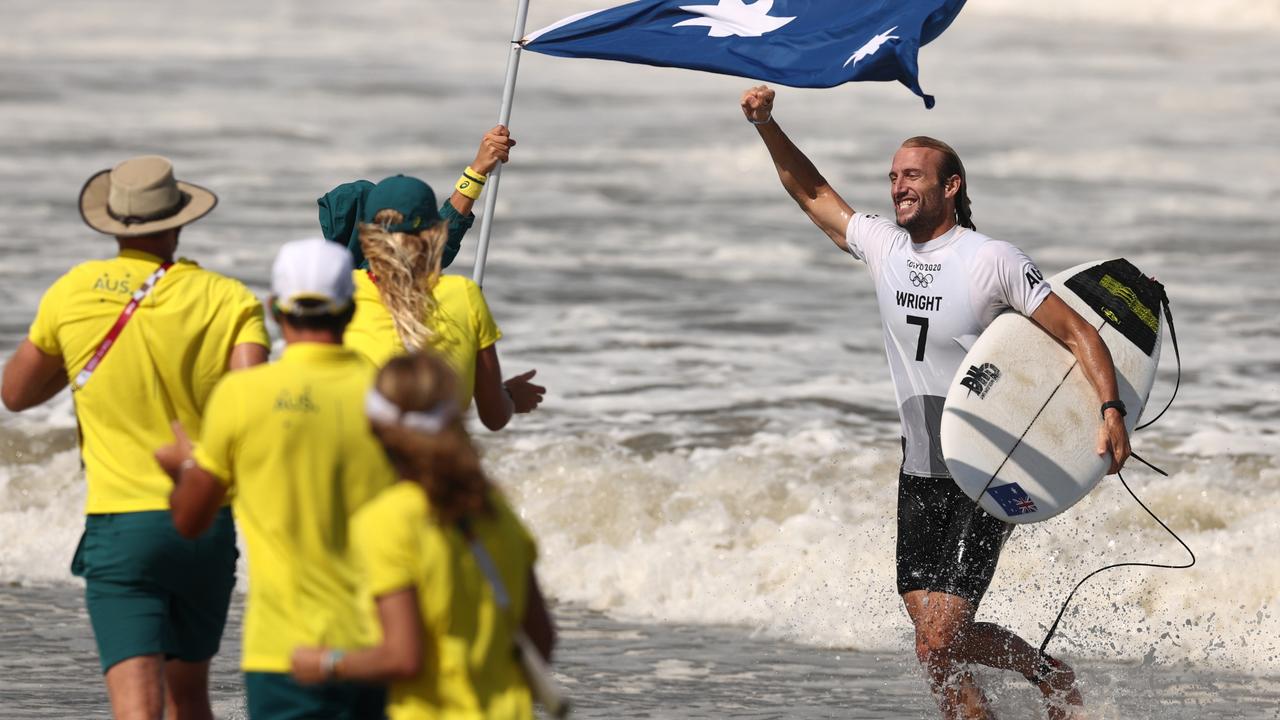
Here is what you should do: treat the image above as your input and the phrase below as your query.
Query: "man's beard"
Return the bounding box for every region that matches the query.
[898,203,934,234]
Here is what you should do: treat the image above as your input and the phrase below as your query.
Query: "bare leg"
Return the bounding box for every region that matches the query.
[104,654,165,720]
[904,590,993,719]
[950,621,1084,720]
[902,590,1085,719]
[163,659,214,720]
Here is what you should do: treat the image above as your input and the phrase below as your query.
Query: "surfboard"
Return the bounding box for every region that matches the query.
[940,258,1166,524]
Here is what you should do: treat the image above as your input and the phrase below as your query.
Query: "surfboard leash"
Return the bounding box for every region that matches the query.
[1038,286,1194,655]
[1038,467,1197,655]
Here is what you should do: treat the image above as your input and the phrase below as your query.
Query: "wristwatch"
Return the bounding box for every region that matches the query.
[1100,400,1127,419]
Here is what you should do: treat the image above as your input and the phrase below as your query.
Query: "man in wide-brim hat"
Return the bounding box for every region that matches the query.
[2,155,270,720]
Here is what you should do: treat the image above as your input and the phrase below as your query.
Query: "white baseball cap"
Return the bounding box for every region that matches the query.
[271,238,355,316]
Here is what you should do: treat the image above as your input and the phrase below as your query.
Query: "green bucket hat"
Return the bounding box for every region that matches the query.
[317,175,442,269]
[363,175,442,233]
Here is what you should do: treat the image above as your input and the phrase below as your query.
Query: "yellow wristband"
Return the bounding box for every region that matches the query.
[455,168,485,201]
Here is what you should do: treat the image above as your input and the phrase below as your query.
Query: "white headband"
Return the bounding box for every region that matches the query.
[365,388,456,435]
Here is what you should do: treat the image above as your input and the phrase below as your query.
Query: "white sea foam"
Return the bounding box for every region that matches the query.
[0,448,85,585]
[484,428,1280,673]
[3,420,1276,673]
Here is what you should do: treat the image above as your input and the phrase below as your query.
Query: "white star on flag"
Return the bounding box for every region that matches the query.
[843,26,899,67]
[673,0,796,38]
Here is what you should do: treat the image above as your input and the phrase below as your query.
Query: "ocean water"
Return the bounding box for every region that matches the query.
[1,0,1278,716]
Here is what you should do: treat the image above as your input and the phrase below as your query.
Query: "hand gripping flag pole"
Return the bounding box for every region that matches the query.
[472,0,533,287]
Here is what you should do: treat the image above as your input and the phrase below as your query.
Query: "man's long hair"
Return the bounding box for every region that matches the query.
[901,136,976,231]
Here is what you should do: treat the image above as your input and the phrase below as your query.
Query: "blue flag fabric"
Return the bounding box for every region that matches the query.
[523,0,966,108]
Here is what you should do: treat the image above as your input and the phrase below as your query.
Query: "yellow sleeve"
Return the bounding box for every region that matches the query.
[191,377,240,487]
[225,281,270,349]
[27,276,70,356]
[466,281,502,350]
[353,491,419,598]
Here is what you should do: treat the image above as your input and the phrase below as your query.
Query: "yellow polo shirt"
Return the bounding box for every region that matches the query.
[191,342,397,673]
[343,272,501,408]
[26,249,269,514]
[352,482,537,720]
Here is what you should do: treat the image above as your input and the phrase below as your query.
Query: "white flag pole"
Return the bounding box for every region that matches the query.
[472,0,532,287]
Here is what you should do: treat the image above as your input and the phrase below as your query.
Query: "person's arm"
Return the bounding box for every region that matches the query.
[169,464,228,538]
[741,85,855,251]
[156,422,228,538]
[522,570,555,662]
[292,588,424,684]
[1030,293,1131,474]
[226,291,271,369]
[473,345,544,432]
[229,342,268,370]
[1,340,68,411]
[439,126,516,269]
[447,125,515,218]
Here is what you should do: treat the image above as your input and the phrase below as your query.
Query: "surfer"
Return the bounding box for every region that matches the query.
[740,85,1131,720]
[1,156,270,720]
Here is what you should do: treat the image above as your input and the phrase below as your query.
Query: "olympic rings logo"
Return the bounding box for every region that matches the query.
[910,270,933,288]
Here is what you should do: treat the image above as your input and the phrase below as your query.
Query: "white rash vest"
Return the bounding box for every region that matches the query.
[844,213,1052,478]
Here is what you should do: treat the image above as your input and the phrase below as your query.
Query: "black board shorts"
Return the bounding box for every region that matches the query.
[896,472,1014,606]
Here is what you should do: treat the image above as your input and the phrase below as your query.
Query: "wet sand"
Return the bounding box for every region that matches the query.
[2,585,1278,719]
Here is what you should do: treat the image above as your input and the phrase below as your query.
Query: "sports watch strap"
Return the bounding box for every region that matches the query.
[1100,399,1127,419]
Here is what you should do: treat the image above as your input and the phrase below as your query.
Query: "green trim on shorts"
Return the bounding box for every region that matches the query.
[244,672,386,720]
[73,508,237,673]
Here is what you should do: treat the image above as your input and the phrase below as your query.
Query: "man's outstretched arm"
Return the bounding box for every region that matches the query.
[1031,292,1131,474]
[741,85,855,251]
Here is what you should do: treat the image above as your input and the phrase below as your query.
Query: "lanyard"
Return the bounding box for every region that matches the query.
[461,523,570,718]
[73,262,173,390]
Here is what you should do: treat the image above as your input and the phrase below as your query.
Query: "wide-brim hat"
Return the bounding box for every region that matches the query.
[79,155,217,237]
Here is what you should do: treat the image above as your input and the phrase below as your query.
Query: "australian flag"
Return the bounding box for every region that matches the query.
[523,0,967,108]
[986,482,1039,517]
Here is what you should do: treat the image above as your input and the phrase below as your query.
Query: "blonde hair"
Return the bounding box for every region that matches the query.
[358,212,448,351]
[370,352,491,525]
[901,136,976,231]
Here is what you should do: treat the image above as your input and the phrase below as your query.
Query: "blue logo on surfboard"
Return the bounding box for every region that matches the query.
[986,483,1039,517]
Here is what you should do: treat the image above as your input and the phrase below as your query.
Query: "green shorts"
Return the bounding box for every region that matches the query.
[244,672,386,720]
[71,508,237,673]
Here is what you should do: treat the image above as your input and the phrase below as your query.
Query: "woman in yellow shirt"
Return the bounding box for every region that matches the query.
[341,181,544,430]
[291,352,556,719]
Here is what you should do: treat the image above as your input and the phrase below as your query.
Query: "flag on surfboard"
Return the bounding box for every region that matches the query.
[522,0,967,108]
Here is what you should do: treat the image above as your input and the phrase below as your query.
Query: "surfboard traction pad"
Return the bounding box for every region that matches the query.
[1063,259,1165,357]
